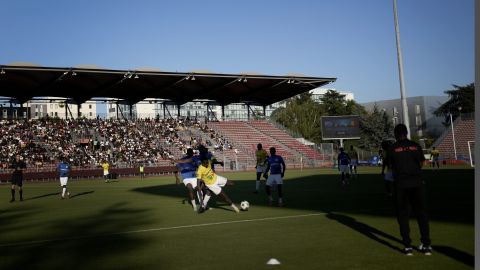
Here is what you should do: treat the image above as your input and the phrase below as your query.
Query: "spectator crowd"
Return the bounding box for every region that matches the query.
[0,117,234,171]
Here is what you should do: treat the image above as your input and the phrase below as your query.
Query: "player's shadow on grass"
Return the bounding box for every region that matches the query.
[326,212,404,254]
[69,191,95,198]
[325,212,474,266]
[25,192,60,201]
[433,246,474,267]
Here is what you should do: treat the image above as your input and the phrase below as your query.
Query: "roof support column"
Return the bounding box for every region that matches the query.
[129,104,133,119]
[221,105,225,121]
[65,101,68,119]
[205,103,209,123]
[177,104,181,119]
[263,105,266,118]
[247,103,250,121]
[20,103,24,120]
[77,103,81,119]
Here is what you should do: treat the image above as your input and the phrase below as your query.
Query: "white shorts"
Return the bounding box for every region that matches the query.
[104,171,109,176]
[60,177,68,186]
[205,175,228,195]
[339,165,349,173]
[256,164,266,173]
[350,159,358,166]
[266,174,283,186]
[183,177,198,189]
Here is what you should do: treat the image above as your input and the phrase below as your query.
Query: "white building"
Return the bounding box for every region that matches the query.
[105,87,354,120]
[310,88,354,102]
[361,96,448,137]
[26,100,98,119]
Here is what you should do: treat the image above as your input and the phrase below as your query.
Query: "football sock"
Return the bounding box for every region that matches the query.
[191,199,196,208]
[277,184,283,198]
[62,187,66,197]
[255,181,260,191]
[203,194,211,207]
[196,190,203,203]
[19,190,23,199]
[11,189,15,198]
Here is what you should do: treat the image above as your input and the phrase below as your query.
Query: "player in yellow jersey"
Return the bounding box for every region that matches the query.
[430,147,440,170]
[101,160,110,183]
[196,156,239,213]
[139,163,145,178]
[254,143,269,193]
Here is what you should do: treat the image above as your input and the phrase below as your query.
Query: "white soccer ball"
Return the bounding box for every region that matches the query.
[240,200,250,211]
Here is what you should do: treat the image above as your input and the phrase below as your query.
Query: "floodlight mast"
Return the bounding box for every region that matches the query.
[393,0,411,139]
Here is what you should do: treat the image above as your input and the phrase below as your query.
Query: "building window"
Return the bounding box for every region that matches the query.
[415,115,422,126]
[89,104,92,109]
[415,105,421,114]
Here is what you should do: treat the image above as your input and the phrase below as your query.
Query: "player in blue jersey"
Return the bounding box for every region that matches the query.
[337,147,351,186]
[173,148,202,211]
[57,157,71,199]
[263,147,286,206]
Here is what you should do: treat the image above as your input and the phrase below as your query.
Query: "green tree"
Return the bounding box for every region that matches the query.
[271,92,324,143]
[320,90,348,115]
[358,105,393,150]
[271,90,370,145]
[319,90,366,116]
[433,83,474,122]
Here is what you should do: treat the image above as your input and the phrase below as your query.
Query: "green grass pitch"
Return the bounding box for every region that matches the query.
[0,166,474,270]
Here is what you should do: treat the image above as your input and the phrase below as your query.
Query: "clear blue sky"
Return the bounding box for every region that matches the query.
[0,0,474,103]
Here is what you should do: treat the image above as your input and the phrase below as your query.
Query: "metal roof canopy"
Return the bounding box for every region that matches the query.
[0,65,336,106]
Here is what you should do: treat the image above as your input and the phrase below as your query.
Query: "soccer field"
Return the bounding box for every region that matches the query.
[0,167,474,270]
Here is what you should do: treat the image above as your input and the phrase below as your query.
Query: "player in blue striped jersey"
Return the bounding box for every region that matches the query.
[173,148,202,211]
[337,147,351,186]
[263,147,286,206]
[57,157,71,199]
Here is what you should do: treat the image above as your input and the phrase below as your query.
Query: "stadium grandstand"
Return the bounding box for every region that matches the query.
[431,113,475,165]
[0,64,336,181]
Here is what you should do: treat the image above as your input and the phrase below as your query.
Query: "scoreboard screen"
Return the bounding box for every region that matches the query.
[321,115,361,140]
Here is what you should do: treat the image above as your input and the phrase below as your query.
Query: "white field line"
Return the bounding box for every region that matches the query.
[0,213,326,248]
